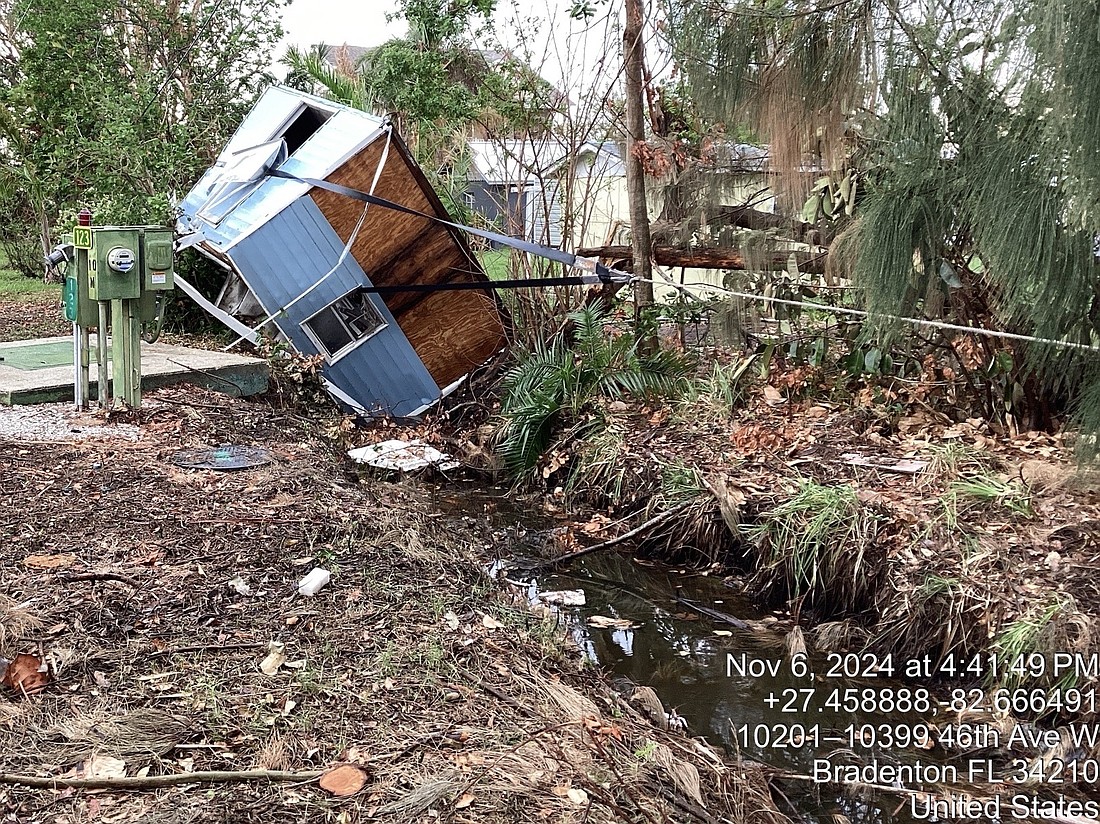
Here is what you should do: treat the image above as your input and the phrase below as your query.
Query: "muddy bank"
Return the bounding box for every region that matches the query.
[434,365,1100,697]
[0,386,785,823]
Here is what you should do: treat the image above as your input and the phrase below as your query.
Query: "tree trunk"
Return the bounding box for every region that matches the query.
[623,0,656,354]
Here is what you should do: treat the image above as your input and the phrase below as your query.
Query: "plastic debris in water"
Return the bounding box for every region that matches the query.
[537,589,587,607]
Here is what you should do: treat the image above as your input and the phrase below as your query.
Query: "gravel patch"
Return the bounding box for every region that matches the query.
[0,403,141,442]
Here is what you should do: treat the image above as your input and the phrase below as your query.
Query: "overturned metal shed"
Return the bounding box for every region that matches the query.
[176,86,506,417]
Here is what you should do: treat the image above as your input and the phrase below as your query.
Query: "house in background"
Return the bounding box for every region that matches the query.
[462,138,778,255]
[176,85,506,418]
[464,138,626,251]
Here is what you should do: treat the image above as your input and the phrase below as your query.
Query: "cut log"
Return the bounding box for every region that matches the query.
[576,245,827,275]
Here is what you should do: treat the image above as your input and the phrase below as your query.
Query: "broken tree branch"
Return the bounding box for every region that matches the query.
[576,245,826,274]
[0,768,325,790]
[524,501,695,572]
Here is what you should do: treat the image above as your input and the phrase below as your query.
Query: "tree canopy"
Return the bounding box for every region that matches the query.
[667,0,1100,435]
[0,0,286,275]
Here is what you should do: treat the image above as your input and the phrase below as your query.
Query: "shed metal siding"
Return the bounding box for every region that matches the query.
[230,196,440,417]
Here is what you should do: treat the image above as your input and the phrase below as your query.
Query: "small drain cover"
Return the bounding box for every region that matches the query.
[170,445,274,471]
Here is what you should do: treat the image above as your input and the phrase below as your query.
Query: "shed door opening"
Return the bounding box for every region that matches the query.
[280,104,333,155]
[302,286,387,361]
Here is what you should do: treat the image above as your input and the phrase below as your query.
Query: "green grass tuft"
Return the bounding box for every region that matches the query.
[745,480,882,614]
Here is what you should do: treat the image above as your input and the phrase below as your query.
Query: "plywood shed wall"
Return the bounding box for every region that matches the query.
[310,134,508,389]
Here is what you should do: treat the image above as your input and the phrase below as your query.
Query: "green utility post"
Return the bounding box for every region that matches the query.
[51,219,175,410]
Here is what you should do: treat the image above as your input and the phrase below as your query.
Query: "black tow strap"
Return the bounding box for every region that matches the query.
[267,168,633,293]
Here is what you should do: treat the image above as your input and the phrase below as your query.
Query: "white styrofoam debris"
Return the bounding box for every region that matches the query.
[347,439,459,472]
[538,589,587,607]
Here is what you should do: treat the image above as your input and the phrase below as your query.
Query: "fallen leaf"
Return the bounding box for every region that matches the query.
[763,385,786,406]
[259,642,286,676]
[481,614,504,630]
[0,653,50,695]
[83,755,126,779]
[319,764,368,797]
[454,792,476,810]
[23,553,77,570]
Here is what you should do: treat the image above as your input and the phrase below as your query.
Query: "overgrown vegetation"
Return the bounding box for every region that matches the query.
[667,0,1100,442]
[0,0,285,276]
[744,480,883,617]
[495,303,689,475]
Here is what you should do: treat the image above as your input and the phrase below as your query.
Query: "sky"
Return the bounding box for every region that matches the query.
[278,2,403,57]
[275,0,628,95]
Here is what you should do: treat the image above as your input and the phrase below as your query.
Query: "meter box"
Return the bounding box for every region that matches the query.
[142,228,175,291]
[89,228,142,301]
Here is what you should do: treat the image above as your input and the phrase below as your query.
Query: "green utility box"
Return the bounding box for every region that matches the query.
[61,234,97,326]
[142,228,175,292]
[89,228,142,301]
[51,220,176,411]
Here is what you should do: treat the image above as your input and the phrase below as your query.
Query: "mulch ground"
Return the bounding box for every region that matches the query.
[0,291,68,342]
[0,385,783,824]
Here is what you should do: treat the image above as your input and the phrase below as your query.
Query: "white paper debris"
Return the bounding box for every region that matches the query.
[347,440,459,472]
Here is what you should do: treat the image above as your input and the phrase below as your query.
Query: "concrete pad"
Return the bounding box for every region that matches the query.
[0,336,269,405]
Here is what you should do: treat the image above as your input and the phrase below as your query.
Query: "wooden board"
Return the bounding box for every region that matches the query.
[310,135,506,388]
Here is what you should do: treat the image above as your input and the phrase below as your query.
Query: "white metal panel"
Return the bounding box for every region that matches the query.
[177,88,387,252]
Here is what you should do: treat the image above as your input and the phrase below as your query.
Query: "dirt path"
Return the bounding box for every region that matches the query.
[0,387,780,823]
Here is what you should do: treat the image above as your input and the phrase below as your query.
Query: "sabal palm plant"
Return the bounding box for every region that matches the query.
[496,303,689,474]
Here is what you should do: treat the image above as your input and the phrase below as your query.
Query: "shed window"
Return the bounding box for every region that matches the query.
[280,104,333,155]
[302,287,386,361]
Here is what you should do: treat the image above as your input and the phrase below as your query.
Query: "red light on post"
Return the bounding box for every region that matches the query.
[77,208,92,227]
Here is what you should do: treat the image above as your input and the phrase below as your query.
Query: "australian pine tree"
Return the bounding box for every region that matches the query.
[667,0,1100,439]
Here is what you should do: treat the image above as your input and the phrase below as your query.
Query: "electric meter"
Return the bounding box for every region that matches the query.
[106,247,136,274]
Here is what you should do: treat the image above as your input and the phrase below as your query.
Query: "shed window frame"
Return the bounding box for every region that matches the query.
[271,101,336,156]
[300,286,388,364]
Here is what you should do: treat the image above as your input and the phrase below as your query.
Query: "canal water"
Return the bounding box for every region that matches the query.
[437,488,1093,823]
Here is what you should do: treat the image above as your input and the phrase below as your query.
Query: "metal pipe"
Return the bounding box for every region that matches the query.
[96,302,110,409]
[72,323,84,410]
